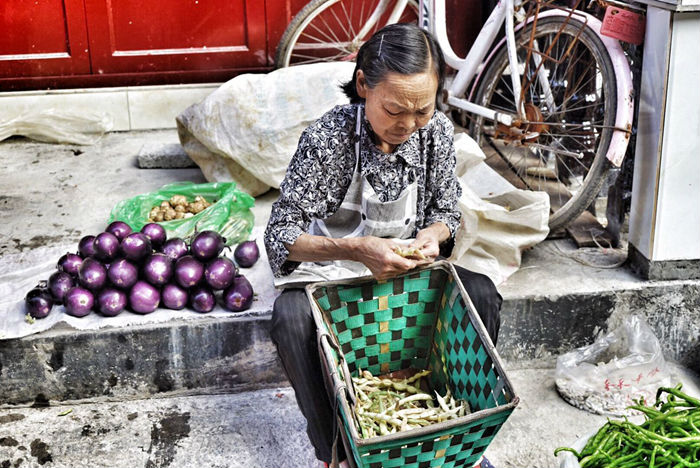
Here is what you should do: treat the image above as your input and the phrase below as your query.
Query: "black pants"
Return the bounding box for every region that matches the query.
[269,265,502,463]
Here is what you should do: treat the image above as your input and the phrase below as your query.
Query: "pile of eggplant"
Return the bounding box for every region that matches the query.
[25,221,259,320]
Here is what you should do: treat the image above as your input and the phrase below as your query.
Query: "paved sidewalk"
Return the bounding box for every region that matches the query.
[0,369,610,468]
[2,365,698,468]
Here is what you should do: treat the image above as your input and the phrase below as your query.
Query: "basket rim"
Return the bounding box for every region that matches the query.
[306,260,520,448]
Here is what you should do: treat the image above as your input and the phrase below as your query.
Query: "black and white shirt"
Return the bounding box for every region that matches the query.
[264,102,462,277]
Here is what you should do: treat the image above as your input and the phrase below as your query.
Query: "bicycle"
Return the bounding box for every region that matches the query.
[275,0,635,231]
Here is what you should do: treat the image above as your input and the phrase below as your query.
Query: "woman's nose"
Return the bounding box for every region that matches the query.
[398,114,416,131]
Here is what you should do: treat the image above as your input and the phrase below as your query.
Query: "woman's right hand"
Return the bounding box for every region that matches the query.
[350,236,421,280]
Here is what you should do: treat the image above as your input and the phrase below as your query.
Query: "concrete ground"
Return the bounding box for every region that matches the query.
[1,365,698,468]
[0,370,613,468]
[2,130,700,468]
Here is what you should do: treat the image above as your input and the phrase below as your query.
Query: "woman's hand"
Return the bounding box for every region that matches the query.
[285,222,452,281]
[286,234,420,281]
[410,223,451,262]
[351,236,421,281]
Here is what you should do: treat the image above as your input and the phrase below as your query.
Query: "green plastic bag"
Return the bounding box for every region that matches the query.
[108,181,255,245]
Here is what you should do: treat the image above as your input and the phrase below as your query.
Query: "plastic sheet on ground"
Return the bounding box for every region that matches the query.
[0,227,280,341]
[0,109,113,145]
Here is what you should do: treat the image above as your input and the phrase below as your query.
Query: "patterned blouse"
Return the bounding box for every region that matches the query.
[264,102,462,277]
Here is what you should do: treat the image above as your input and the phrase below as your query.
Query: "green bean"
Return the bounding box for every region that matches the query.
[398,393,434,406]
[658,385,700,408]
[352,369,470,438]
[650,445,659,468]
[553,447,581,458]
[404,369,432,384]
[607,449,643,467]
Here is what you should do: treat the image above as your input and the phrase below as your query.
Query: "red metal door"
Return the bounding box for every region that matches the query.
[82,0,268,75]
[0,0,90,79]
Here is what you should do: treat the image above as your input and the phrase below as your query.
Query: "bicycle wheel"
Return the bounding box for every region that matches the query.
[275,0,419,68]
[470,16,617,232]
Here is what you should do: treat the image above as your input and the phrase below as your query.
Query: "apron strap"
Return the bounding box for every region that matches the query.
[354,105,362,173]
[313,105,365,239]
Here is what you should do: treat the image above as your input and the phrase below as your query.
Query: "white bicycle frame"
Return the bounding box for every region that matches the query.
[375,0,634,166]
[424,0,538,126]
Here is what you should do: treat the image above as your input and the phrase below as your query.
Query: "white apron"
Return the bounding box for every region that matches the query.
[274,106,419,288]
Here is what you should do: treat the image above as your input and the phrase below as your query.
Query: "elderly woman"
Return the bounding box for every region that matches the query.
[264,23,501,468]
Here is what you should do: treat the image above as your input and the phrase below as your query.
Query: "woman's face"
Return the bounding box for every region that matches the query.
[357,69,438,153]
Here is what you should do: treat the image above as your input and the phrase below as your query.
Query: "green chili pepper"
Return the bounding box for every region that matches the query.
[554,384,700,468]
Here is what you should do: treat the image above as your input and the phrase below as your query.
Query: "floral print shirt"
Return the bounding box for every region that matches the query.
[264,103,462,277]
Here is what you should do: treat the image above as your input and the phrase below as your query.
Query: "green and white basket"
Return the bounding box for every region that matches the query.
[307,261,519,468]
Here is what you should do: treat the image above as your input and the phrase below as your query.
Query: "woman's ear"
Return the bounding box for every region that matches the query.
[356,69,368,99]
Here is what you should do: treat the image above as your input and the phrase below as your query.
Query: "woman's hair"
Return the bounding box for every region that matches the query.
[341,23,445,105]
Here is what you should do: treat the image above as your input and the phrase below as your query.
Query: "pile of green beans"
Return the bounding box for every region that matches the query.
[554,384,700,467]
[351,369,470,439]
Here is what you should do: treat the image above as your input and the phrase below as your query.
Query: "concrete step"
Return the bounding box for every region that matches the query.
[2,239,699,406]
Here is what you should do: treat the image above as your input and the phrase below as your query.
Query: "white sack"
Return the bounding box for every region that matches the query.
[449,133,550,285]
[177,62,355,195]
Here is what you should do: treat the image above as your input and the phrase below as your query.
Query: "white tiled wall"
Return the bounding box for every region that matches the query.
[0,84,220,131]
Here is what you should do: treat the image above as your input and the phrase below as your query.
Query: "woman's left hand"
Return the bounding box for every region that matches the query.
[410,223,451,262]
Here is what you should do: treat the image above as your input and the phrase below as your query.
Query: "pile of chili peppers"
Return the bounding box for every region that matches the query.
[555,384,700,467]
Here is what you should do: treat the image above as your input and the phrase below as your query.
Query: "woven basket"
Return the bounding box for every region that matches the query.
[307,261,518,468]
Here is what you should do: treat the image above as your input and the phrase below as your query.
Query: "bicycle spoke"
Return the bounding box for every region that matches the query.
[493,77,517,110]
[297,28,349,48]
[290,47,355,64]
[338,0,358,40]
[549,80,603,115]
[313,10,348,48]
[544,120,608,132]
[489,141,536,181]
[300,16,347,50]
[540,136,591,162]
[543,136,597,159]
[556,53,605,116]
[290,50,354,63]
[328,5,355,43]
[561,42,599,103]
[548,34,567,93]
[359,1,369,35]
[553,151,589,185]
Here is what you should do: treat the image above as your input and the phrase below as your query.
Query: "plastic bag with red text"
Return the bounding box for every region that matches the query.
[554,314,671,416]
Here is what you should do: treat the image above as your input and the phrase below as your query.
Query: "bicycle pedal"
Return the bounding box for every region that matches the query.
[525,166,558,180]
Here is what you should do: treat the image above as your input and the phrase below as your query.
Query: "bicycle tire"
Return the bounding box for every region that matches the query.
[275,0,419,68]
[470,16,616,232]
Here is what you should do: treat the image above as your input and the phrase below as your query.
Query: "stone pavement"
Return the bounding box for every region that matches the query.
[2,130,700,468]
[2,365,699,468]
